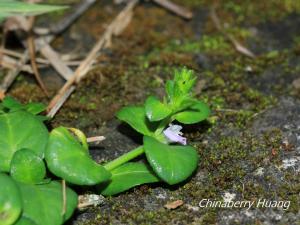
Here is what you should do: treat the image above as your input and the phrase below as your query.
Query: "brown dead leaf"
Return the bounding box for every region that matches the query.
[164,200,184,209]
[271,148,277,156]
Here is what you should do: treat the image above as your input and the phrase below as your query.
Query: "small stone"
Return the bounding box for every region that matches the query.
[78,194,105,210]
[292,78,300,89]
[254,167,264,176]
[222,192,236,202]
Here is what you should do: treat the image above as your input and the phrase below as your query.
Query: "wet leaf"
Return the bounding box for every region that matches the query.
[174,101,210,124]
[116,106,155,135]
[10,149,46,184]
[18,181,77,225]
[101,162,160,196]
[45,127,111,185]
[144,136,199,185]
[0,111,49,172]
[145,96,171,121]
[14,217,37,225]
[0,173,22,225]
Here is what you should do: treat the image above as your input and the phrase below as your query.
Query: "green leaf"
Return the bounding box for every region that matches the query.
[175,98,198,112]
[100,162,160,196]
[0,1,67,20]
[1,97,46,115]
[0,12,12,22]
[0,173,22,225]
[116,106,156,135]
[10,149,46,184]
[0,111,49,172]
[45,127,111,185]
[17,181,77,225]
[23,103,46,115]
[165,80,174,101]
[165,68,197,109]
[145,96,172,122]
[144,136,199,185]
[14,217,37,225]
[174,101,210,124]
[34,115,50,122]
[1,96,23,111]
[173,68,196,95]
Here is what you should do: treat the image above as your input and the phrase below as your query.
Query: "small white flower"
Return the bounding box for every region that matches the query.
[163,124,187,145]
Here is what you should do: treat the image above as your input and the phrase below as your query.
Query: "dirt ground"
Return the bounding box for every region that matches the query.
[3,0,300,224]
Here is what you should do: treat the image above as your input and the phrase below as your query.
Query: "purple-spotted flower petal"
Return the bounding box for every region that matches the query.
[163,124,187,145]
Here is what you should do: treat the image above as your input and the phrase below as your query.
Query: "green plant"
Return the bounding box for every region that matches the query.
[0,0,67,22]
[0,68,210,225]
[103,68,210,194]
[0,98,79,225]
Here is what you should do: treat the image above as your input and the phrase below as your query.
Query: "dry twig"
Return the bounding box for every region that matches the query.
[47,0,139,117]
[1,53,85,71]
[87,136,105,143]
[39,40,74,80]
[1,55,34,73]
[17,16,75,81]
[152,0,193,19]
[210,7,255,58]
[1,48,54,65]
[0,36,52,99]
[46,86,76,118]
[0,53,28,100]
[27,16,49,96]
[0,0,94,99]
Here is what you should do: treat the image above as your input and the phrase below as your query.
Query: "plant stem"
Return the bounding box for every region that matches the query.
[104,146,144,171]
[155,116,173,135]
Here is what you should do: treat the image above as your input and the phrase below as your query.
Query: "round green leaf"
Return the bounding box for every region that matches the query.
[0,111,49,172]
[14,217,37,225]
[144,136,199,185]
[116,106,155,135]
[100,162,160,196]
[0,173,22,225]
[145,96,172,121]
[10,149,46,184]
[17,181,77,225]
[45,127,111,185]
[174,101,210,124]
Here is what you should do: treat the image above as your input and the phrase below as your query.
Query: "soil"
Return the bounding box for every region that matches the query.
[3,0,300,224]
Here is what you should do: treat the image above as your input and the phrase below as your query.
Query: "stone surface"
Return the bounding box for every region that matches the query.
[6,0,300,224]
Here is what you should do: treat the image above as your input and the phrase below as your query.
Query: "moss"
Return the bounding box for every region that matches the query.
[3,0,300,223]
[200,211,217,224]
[142,34,232,60]
[78,128,290,224]
[216,0,300,25]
